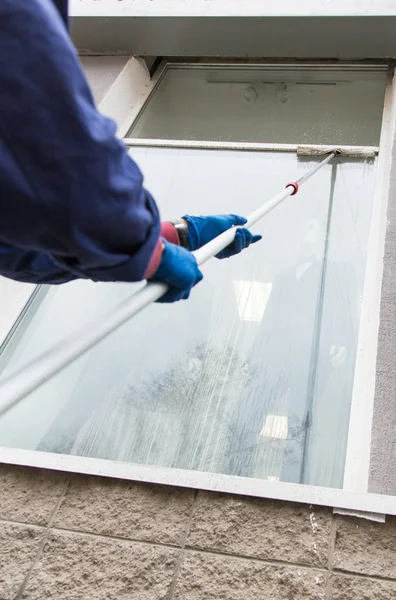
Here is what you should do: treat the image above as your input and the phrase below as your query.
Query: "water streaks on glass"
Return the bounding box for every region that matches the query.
[0,149,376,488]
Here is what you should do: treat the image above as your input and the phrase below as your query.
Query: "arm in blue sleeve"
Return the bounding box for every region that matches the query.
[0,0,161,284]
[51,0,69,29]
[0,243,77,285]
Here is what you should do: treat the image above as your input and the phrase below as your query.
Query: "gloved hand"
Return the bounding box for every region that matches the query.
[182,214,262,259]
[150,240,203,303]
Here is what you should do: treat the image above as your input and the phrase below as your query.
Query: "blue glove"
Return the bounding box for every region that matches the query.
[183,214,262,259]
[150,240,203,303]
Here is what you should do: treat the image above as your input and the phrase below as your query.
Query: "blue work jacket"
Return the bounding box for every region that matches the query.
[0,0,160,284]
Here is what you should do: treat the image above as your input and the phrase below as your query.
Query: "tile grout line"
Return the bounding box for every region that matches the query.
[325,512,337,600]
[183,545,329,572]
[40,522,331,572]
[50,524,182,550]
[0,517,46,530]
[12,516,396,586]
[6,514,360,576]
[332,568,396,584]
[14,476,72,600]
[167,489,199,600]
[21,521,332,574]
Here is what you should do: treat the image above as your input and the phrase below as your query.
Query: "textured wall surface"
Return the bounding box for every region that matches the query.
[1,464,396,599]
[369,137,396,495]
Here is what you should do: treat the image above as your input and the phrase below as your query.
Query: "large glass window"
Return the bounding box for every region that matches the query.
[0,148,377,488]
[0,64,387,493]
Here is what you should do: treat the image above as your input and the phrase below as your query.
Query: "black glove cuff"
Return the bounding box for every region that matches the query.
[170,219,190,250]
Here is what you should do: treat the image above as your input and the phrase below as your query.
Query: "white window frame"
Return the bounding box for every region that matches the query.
[1,60,395,516]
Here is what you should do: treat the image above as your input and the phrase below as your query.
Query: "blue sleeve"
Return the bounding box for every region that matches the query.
[0,0,161,284]
[51,0,69,29]
[0,243,77,285]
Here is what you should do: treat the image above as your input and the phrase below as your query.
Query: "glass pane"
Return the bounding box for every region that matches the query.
[128,66,386,146]
[0,278,34,345]
[0,149,376,488]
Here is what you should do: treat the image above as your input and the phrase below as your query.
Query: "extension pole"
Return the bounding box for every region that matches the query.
[0,151,336,417]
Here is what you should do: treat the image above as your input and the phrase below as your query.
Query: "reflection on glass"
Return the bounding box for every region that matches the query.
[233,280,272,322]
[0,150,376,489]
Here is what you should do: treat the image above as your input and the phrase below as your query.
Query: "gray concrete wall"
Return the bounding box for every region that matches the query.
[1,464,396,599]
[369,138,396,495]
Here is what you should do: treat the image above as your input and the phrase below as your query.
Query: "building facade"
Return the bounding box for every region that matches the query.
[2,2,396,598]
